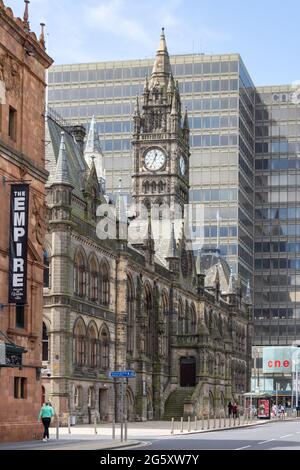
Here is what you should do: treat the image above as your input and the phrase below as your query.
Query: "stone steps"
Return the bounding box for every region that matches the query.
[163,388,194,420]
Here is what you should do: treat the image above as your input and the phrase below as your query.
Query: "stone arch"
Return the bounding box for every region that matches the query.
[86,320,99,368]
[126,386,135,421]
[88,254,99,302]
[143,282,154,358]
[178,297,184,334]
[99,324,110,370]
[190,302,197,333]
[73,317,87,366]
[160,289,169,358]
[74,247,88,297]
[99,258,110,306]
[126,274,135,356]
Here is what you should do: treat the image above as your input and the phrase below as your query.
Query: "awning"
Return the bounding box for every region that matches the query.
[0,331,26,367]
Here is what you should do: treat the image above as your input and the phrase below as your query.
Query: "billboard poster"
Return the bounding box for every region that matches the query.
[262,346,297,374]
[257,398,271,419]
[8,184,29,304]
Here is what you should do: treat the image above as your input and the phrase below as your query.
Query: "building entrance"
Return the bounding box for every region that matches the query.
[180,357,196,387]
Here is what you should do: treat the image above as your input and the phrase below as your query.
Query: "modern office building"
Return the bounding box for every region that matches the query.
[48,50,255,293]
[251,85,300,402]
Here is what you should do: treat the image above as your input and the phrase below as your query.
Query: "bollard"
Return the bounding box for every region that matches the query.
[207,414,210,430]
[201,413,204,430]
[171,418,174,435]
[68,415,71,434]
[229,415,231,427]
[56,415,59,440]
[233,416,236,427]
[224,412,226,429]
[180,417,183,433]
[124,419,128,442]
[213,415,216,429]
[94,415,98,435]
[219,412,221,428]
[112,418,116,440]
[194,416,197,431]
[187,416,191,432]
[238,414,240,427]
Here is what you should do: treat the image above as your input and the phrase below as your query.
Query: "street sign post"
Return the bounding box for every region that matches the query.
[109,370,136,441]
[109,370,136,378]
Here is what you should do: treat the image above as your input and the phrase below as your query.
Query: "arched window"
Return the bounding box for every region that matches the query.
[143,181,150,194]
[43,250,50,288]
[74,386,83,408]
[88,386,95,408]
[158,181,164,193]
[74,251,87,297]
[178,299,184,334]
[144,284,153,358]
[89,257,99,302]
[42,322,49,362]
[126,276,135,356]
[73,318,86,366]
[99,261,110,306]
[100,326,110,370]
[87,323,98,368]
[161,291,169,358]
[190,304,197,334]
[185,301,190,334]
[151,181,156,193]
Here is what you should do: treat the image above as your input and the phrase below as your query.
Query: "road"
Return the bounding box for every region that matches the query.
[133,420,300,450]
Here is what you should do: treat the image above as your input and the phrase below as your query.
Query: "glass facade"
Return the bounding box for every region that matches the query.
[254,86,300,345]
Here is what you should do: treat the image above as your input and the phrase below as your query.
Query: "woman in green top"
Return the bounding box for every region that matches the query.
[38,402,55,442]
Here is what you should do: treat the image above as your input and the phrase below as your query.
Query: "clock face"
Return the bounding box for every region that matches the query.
[144,148,166,171]
[179,156,186,175]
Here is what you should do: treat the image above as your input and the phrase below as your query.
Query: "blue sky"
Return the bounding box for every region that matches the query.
[6,0,300,86]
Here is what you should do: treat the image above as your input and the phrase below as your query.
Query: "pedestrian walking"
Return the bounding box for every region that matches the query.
[38,402,55,442]
[232,402,238,419]
[228,401,232,418]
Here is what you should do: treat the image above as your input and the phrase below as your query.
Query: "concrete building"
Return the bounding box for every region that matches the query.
[0,1,52,442]
[42,31,253,423]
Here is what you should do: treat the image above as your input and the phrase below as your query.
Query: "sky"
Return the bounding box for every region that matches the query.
[5,0,300,86]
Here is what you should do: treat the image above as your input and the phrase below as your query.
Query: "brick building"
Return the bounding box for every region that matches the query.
[0,1,52,441]
[42,31,253,423]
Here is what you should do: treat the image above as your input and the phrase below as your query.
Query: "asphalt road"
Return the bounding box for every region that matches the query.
[134,420,300,450]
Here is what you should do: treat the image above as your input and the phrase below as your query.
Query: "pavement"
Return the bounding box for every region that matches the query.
[0,416,298,450]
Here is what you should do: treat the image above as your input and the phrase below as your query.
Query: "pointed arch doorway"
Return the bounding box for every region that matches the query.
[180,357,196,387]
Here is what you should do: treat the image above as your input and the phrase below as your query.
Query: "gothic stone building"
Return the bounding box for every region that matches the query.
[42,30,253,423]
[0,2,52,441]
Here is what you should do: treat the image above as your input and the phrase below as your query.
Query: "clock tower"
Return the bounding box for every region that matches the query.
[132,28,190,216]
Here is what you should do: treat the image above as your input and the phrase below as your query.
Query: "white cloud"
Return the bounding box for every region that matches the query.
[85,0,153,48]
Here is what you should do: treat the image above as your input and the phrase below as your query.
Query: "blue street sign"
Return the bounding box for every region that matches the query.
[109,370,136,378]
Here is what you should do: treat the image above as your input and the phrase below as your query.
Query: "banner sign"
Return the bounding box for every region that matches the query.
[8,185,29,304]
[262,346,297,373]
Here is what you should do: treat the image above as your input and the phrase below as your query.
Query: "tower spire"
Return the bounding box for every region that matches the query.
[84,116,105,189]
[150,27,172,87]
[52,132,72,186]
[39,22,46,49]
[23,0,30,32]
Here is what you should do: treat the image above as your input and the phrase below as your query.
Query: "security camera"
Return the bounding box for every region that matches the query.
[42,368,51,377]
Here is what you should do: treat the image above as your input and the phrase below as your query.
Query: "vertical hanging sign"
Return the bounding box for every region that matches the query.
[8,184,29,304]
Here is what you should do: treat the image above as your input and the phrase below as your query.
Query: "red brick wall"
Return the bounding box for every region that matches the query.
[0,2,52,442]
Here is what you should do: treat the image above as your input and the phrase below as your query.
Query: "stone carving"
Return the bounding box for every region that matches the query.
[32,194,48,245]
[0,53,21,98]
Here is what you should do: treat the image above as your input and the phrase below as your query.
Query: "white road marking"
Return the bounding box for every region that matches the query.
[296,432,300,434]
[236,445,251,450]
[258,439,275,444]
[280,434,293,439]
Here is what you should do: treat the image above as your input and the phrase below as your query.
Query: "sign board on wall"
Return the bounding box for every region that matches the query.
[262,347,298,373]
[8,185,29,304]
